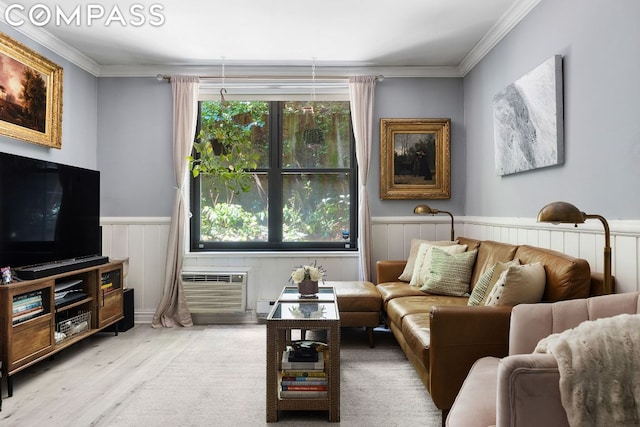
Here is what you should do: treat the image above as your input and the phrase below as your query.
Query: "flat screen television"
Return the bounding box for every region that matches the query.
[0,152,104,275]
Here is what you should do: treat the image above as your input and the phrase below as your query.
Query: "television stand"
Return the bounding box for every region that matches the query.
[0,260,124,397]
[14,255,109,280]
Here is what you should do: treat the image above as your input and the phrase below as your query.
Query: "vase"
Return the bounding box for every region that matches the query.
[298,279,319,297]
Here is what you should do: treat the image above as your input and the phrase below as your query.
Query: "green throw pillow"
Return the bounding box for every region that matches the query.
[420,248,478,296]
[467,264,496,306]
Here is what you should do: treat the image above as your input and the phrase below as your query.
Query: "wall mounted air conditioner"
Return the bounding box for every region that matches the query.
[181,271,247,321]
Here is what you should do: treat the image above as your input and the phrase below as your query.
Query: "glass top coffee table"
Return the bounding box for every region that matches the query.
[276,285,337,303]
[266,287,340,422]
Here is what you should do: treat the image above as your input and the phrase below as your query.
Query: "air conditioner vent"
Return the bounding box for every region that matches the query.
[182,273,246,283]
[181,271,247,321]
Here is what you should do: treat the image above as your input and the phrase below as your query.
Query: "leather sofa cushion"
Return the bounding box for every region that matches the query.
[377,282,424,307]
[469,240,518,290]
[514,245,590,301]
[401,313,432,369]
[386,294,468,328]
[329,281,382,312]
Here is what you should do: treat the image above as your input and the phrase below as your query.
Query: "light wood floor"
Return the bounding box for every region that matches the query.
[1,324,206,425]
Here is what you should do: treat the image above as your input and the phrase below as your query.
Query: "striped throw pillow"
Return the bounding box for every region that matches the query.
[420,248,478,296]
[467,264,496,306]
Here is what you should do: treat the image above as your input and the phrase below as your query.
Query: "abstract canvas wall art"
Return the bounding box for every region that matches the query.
[493,55,563,176]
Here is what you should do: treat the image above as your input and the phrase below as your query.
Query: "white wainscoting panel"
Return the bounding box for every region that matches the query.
[372,216,640,294]
[101,217,171,324]
[184,252,359,316]
[104,216,640,323]
[101,217,359,322]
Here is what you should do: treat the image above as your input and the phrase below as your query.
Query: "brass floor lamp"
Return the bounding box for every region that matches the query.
[413,204,455,241]
[537,201,612,294]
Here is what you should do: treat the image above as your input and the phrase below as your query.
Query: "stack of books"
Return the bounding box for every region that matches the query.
[280,345,328,398]
[13,291,44,325]
[101,280,115,295]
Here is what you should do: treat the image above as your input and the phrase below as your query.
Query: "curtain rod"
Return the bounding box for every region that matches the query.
[156,74,383,82]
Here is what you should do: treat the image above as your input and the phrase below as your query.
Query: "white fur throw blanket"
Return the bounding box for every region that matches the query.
[534,313,640,427]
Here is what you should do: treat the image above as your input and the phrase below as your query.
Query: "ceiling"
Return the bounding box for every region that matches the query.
[1,0,540,77]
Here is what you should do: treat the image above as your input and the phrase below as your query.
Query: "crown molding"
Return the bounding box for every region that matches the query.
[97,64,462,79]
[458,0,542,76]
[0,1,101,75]
[0,0,538,79]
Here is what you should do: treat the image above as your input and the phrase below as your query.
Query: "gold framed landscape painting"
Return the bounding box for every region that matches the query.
[0,32,63,149]
[380,118,451,200]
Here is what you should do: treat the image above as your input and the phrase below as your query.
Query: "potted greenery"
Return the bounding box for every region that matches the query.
[187,103,261,204]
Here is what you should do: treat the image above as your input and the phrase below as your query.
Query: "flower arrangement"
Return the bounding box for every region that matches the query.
[290,261,326,284]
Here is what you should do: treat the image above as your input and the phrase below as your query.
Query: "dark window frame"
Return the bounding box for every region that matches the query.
[189,100,358,252]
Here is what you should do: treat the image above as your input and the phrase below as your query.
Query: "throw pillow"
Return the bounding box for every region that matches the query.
[409,243,468,287]
[398,239,458,282]
[485,262,546,306]
[419,248,478,296]
[479,259,520,306]
[467,264,496,306]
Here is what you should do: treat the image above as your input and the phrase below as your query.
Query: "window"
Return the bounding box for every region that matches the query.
[189,100,357,251]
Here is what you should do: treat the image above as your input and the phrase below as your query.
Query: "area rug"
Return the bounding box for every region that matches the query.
[99,325,441,426]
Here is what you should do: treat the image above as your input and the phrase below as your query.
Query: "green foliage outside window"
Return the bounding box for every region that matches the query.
[187,101,267,204]
[190,100,354,246]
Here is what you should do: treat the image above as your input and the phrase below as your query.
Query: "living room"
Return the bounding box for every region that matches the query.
[94,0,640,320]
[0,0,639,424]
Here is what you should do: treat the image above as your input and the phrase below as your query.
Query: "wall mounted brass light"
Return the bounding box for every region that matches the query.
[413,204,455,241]
[537,201,612,294]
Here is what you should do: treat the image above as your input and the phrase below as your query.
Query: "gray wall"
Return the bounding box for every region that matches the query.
[0,25,98,170]
[90,0,640,222]
[369,77,465,218]
[97,78,173,216]
[97,77,465,219]
[463,0,640,219]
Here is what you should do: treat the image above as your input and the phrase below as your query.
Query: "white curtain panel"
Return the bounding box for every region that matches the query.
[349,76,377,281]
[152,75,200,328]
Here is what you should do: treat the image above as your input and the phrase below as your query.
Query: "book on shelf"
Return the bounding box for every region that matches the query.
[281,370,326,378]
[13,295,42,307]
[13,291,43,308]
[12,292,44,324]
[281,384,328,391]
[281,378,328,385]
[279,389,328,398]
[101,282,116,294]
[281,348,324,371]
[13,298,43,313]
[13,307,44,325]
[13,290,42,302]
[13,301,42,317]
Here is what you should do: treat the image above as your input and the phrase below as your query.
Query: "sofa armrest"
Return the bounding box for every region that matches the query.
[429,305,513,410]
[375,260,407,284]
[496,354,568,427]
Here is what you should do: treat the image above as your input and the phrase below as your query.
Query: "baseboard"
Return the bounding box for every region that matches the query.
[135,310,156,324]
[134,309,258,325]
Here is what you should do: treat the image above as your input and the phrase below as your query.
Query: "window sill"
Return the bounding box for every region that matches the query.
[184,250,359,259]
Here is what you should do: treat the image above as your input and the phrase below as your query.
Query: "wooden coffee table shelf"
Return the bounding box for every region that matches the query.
[266,288,340,422]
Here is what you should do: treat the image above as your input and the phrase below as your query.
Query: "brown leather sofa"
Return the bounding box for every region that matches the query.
[375,237,604,419]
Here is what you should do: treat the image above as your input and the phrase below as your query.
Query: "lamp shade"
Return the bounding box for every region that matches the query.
[537,201,586,224]
[537,201,613,295]
[413,203,455,241]
[414,204,436,215]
